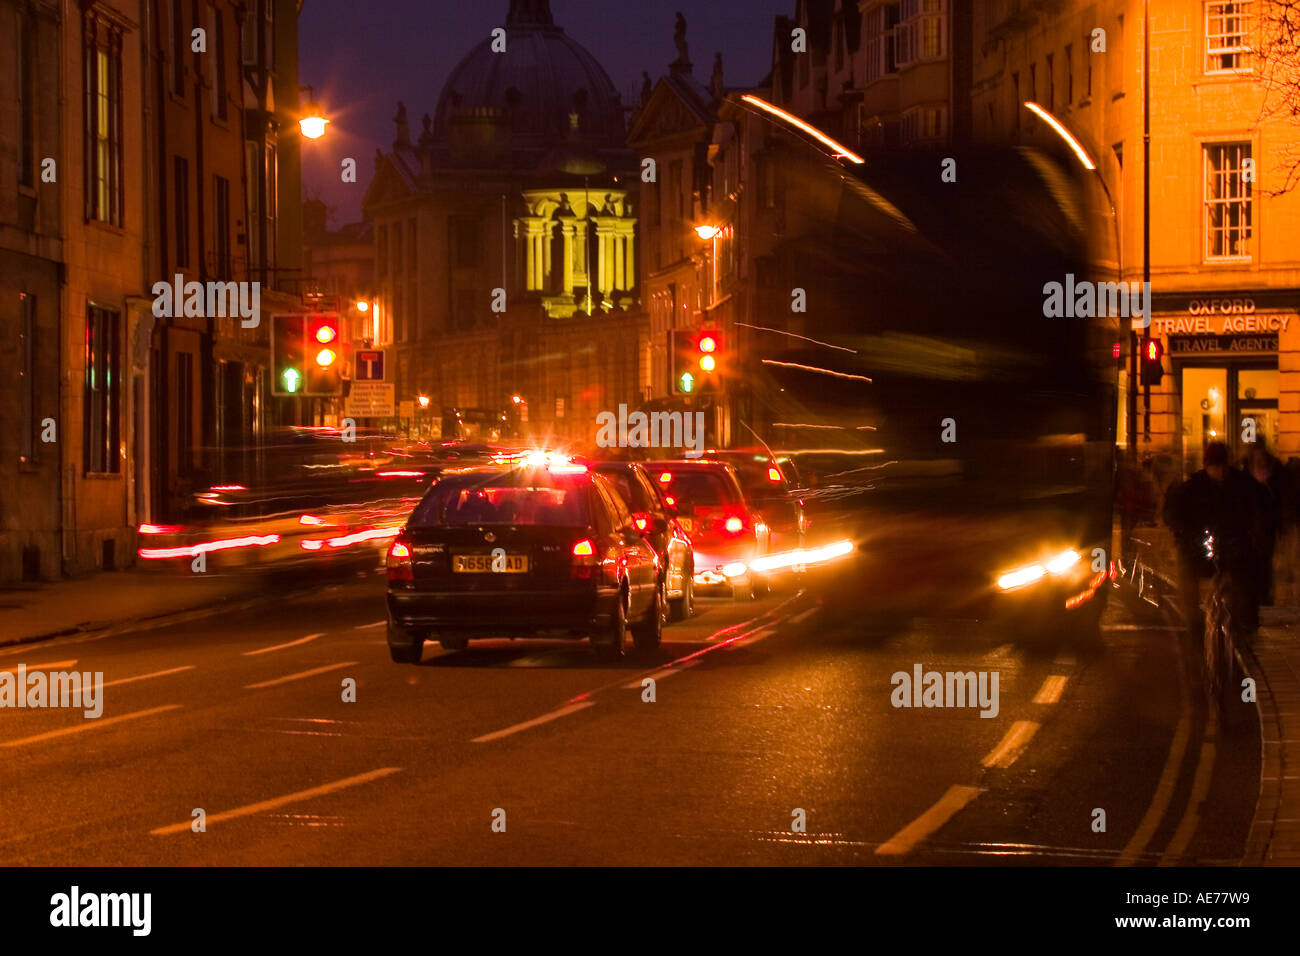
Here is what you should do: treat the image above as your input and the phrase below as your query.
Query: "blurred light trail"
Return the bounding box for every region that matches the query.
[740,94,865,164]
[761,360,872,382]
[1023,102,1095,170]
[750,539,855,573]
[734,322,857,353]
[139,534,281,560]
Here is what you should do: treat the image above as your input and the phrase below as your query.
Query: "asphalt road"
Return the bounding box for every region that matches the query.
[0,561,1259,865]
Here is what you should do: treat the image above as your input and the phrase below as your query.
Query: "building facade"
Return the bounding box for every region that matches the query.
[971,0,1300,475]
[361,0,648,447]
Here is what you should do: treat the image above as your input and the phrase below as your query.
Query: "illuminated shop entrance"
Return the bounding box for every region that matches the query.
[1178,360,1278,473]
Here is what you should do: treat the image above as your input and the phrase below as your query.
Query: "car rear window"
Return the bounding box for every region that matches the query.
[653,469,738,508]
[410,474,590,527]
[593,467,651,511]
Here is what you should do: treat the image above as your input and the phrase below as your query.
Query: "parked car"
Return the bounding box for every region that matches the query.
[588,460,695,620]
[385,458,662,662]
[644,459,772,600]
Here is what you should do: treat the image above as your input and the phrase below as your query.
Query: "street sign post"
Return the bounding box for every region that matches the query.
[343,382,395,418]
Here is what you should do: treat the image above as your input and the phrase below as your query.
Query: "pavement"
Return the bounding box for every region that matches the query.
[0,567,282,648]
[1125,523,1300,865]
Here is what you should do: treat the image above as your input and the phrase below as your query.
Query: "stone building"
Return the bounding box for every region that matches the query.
[362,0,647,447]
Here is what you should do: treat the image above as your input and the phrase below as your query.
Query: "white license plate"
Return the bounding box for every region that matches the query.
[454,554,529,573]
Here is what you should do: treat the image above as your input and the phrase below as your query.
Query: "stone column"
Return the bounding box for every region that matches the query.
[559,219,575,295]
[541,220,554,293]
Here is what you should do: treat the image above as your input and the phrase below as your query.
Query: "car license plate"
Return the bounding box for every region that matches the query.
[453,553,529,573]
[677,517,693,532]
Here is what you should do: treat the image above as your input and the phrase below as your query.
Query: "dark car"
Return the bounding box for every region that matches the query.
[385,459,662,662]
[697,449,807,553]
[645,460,772,600]
[588,461,695,620]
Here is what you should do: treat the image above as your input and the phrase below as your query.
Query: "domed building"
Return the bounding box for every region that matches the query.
[362,0,647,443]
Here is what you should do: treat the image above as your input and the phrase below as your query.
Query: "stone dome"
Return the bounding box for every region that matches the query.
[433,1,625,150]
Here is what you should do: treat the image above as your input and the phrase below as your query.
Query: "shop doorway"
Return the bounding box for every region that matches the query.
[1179,361,1278,473]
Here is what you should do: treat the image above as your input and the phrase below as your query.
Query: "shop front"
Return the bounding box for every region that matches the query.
[1149,292,1298,475]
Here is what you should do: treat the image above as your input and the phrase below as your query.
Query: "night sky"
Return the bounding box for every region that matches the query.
[298,0,790,224]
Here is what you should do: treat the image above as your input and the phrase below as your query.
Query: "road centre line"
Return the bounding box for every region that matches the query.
[981,721,1040,769]
[876,785,985,856]
[245,661,356,690]
[1,704,183,748]
[150,767,403,835]
[98,665,196,689]
[243,633,325,656]
[1032,675,1069,705]
[471,702,596,743]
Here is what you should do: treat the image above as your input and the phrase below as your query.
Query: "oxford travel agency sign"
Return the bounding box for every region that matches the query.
[1150,295,1294,355]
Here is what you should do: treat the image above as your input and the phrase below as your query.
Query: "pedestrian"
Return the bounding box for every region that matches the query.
[1244,439,1285,608]
[1162,441,1262,640]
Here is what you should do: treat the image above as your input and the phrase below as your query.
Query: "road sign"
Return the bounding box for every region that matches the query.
[344,382,395,418]
[355,349,385,382]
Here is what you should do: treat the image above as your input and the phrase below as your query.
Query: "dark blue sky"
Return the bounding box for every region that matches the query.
[298,0,790,224]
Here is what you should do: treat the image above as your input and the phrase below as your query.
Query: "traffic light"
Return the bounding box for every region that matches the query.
[670,329,697,395]
[696,330,722,391]
[305,313,343,394]
[1140,337,1164,386]
[271,313,306,396]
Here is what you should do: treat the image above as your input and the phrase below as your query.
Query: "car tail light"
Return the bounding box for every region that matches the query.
[768,467,781,482]
[658,472,672,484]
[387,539,413,582]
[633,513,650,532]
[724,516,744,533]
[664,495,676,508]
[572,538,597,579]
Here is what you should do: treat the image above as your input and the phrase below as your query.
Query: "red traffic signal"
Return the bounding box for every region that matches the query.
[1140,337,1164,386]
[305,313,343,394]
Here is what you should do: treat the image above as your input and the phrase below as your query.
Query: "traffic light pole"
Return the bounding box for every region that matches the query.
[1142,0,1151,445]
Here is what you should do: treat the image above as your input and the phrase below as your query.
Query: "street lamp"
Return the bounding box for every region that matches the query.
[417,395,430,410]
[694,224,721,240]
[355,300,370,313]
[299,85,329,139]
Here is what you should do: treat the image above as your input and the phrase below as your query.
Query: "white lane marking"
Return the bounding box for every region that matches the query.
[98,665,196,689]
[471,701,595,743]
[150,767,403,836]
[621,659,701,690]
[1032,675,1069,705]
[788,607,819,625]
[245,661,357,689]
[1117,636,1191,867]
[1,704,182,748]
[981,720,1041,769]
[730,627,776,649]
[243,633,325,656]
[876,785,985,856]
[354,620,385,630]
[0,659,77,675]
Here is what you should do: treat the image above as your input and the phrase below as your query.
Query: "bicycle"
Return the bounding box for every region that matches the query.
[1201,534,1253,723]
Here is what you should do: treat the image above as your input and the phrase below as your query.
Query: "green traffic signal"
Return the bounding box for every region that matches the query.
[679,371,695,393]
[281,367,301,393]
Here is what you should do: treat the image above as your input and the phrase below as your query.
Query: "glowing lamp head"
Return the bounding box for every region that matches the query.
[315,348,336,367]
[699,355,716,372]
[698,336,717,353]
[695,224,721,240]
[299,113,329,139]
[315,324,337,344]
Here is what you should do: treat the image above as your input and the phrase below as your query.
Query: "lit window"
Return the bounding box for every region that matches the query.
[1204,142,1253,260]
